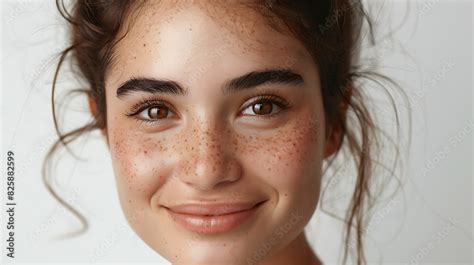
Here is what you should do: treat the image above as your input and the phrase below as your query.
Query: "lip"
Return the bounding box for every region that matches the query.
[164,200,266,234]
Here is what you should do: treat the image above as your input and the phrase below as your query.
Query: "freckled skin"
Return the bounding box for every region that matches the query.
[101,2,332,265]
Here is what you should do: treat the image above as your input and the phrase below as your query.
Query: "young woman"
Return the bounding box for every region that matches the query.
[44,1,406,264]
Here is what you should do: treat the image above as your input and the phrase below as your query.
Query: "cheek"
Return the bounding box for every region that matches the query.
[240,114,325,192]
[108,127,167,209]
[235,112,325,246]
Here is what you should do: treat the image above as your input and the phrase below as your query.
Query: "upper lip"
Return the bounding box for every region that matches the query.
[164,201,265,216]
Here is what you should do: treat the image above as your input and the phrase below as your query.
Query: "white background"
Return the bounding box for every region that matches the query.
[1,0,472,264]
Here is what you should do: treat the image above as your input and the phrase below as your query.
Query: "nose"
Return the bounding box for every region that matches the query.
[175,119,241,191]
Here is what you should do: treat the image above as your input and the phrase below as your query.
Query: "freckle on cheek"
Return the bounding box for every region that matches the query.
[236,116,321,168]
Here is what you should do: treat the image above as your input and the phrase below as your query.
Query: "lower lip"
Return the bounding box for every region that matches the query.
[165,202,265,235]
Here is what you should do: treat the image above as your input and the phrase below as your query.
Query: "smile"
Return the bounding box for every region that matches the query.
[164,200,266,234]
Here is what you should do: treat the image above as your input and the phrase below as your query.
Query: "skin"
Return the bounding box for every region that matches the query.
[93,2,341,265]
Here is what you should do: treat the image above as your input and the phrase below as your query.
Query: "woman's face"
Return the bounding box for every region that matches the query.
[104,2,330,264]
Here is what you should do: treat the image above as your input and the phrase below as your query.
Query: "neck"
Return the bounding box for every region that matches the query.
[260,232,322,265]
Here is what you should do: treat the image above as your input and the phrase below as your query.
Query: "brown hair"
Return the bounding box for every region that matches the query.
[44,1,409,264]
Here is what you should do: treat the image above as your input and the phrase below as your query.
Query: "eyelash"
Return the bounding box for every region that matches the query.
[125,93,291,124]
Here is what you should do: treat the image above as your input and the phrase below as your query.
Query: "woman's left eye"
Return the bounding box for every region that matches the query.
[241,95,290,118]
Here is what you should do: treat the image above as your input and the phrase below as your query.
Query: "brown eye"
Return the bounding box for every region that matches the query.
[136,104,175,121]
[148,106,168,119]
[252,102,273,115]
[242,98,285,117]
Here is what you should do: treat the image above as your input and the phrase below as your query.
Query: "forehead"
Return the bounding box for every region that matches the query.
[106,1,311,90]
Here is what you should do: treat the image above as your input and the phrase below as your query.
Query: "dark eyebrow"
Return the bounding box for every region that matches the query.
[116,69,304,98]
[116,78,187,98]
[223,69,304,95]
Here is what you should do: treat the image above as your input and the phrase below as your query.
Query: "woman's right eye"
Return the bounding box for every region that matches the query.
[136,104,176,121]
